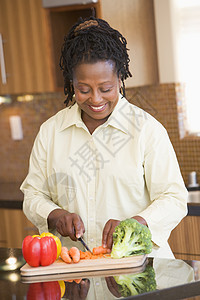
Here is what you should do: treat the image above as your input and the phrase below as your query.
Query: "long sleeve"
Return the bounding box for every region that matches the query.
[138,121,188,247]
[20,126,61,234]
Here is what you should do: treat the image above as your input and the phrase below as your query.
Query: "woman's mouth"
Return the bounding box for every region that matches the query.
[88,104,107,112]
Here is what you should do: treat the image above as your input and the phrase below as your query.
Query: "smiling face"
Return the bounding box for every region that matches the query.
[72,60,121,132]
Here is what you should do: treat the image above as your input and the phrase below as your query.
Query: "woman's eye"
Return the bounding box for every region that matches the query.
[80,90,89,94]
[101,88,111,93]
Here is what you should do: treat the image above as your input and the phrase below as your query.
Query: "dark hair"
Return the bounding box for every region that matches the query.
[60,16,132,106]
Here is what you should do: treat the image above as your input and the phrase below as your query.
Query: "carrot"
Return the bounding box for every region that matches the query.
[80,250,86,259]
[65,278,82,284]
[61,247,72,264]
[74,278,82,284]
[92,246,111,255]
[80,250,111,260]
[65,279,73,282]
[80,250,93,259]
[69,247,80,263]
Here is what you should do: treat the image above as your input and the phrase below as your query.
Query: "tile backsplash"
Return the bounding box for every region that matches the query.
[0,83,199,186]
[126,83,200,186]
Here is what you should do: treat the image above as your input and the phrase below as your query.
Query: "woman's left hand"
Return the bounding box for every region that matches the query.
[105,276,122,298]
[102,219,120,250]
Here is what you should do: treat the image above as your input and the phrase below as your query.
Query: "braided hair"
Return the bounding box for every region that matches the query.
[60,16,132,106]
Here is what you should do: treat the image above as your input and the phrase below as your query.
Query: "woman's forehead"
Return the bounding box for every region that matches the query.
[73,60,116,73]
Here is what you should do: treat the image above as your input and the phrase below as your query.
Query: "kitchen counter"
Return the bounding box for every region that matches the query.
[0,183,23,209]
[187,190,200,216]
[1,248,200,299]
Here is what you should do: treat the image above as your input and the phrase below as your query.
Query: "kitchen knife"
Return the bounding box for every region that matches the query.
[78,237,92,253]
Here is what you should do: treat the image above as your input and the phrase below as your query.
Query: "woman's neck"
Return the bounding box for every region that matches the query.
[81,112,109,134]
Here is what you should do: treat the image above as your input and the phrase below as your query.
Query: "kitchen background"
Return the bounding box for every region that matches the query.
[0,0,200,258]
[0,0,199,186]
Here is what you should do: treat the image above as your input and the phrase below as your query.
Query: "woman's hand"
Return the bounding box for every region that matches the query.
[132,216,148,226]
[102,216,147,251]
[102,219,120,250]
[64,279,90,300]
[48,209,85,241]
[105,276,121,298]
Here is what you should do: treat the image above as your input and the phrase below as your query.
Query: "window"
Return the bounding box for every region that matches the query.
[177,0,200,135]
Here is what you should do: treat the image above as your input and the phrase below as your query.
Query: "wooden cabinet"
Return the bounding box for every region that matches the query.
[0,209,39,248]
[0,0,158,94]
[43,2,102,90]
[0,0,54,94]
[100,0,158,88]
[44,0,158,90]
[168,216,200,260]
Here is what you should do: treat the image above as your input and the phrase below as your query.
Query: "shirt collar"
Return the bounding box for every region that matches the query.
[103,94,130,134]
[58,94,130,134]
[58,103,86,132]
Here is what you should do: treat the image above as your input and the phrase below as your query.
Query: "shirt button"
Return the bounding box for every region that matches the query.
[90,238,94,242]
[96,282,100,286]
[90,218,94,221]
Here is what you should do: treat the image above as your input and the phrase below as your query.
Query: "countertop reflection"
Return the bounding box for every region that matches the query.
[1,248,200,299]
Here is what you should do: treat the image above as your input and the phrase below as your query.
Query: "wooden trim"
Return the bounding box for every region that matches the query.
[173,253,200,261]
[42,7,57,91]
[169,216,200,256]
[46,3,100,13]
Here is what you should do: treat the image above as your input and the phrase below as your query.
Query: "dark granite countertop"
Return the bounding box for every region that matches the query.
[0,182,23,209]
[0,248,200,299]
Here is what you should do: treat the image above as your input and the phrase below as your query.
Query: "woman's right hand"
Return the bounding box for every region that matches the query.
[48,209,85,241]
[64,279,90,300]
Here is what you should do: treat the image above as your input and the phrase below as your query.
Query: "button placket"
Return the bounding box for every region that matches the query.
[87,138,97,249]
[93,278,105,300]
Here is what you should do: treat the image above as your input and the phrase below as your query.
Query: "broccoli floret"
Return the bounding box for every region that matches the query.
[111,218,152,259]
[114,265,157,297]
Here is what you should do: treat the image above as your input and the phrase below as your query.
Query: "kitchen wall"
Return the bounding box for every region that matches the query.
[127,83,200,185]
[0,83,199,185]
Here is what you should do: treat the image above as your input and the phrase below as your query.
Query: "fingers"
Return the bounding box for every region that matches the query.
[102,219,120,250]
[55,212,85,241]
[105,277,122,298]
[73,217,85,239]
[79,279,90,299]
[102,220,112,248]
[64,279,90,300]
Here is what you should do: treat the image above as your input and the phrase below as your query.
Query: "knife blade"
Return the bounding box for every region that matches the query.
[78,237,92,253]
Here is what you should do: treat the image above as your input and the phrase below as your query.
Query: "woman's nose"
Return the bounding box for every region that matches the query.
[90,90,102,104]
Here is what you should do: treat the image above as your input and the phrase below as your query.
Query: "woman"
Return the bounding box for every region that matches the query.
[21,17,188,258]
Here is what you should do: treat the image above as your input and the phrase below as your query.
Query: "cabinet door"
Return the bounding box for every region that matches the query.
[0,0,54,94]
[168,216,200,260]
[2,209,39,248]
[43,2,102,90]
[0,209,7,247]
[101,0,158,88]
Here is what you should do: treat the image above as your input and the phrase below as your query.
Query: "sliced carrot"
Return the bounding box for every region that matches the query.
[80,250,111,260]
[82,251,93,259]
[80,250,92,259]
[74,278,82,284]
[69,247,80,263]
[80,250,86,259]
[64,279,73,282]
[64,278,82,284]
[61,247,72,264]
[92,246,111,255]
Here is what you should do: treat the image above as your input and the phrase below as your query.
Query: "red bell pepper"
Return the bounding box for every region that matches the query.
[27,281,61,300]
[22,235,57,267]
